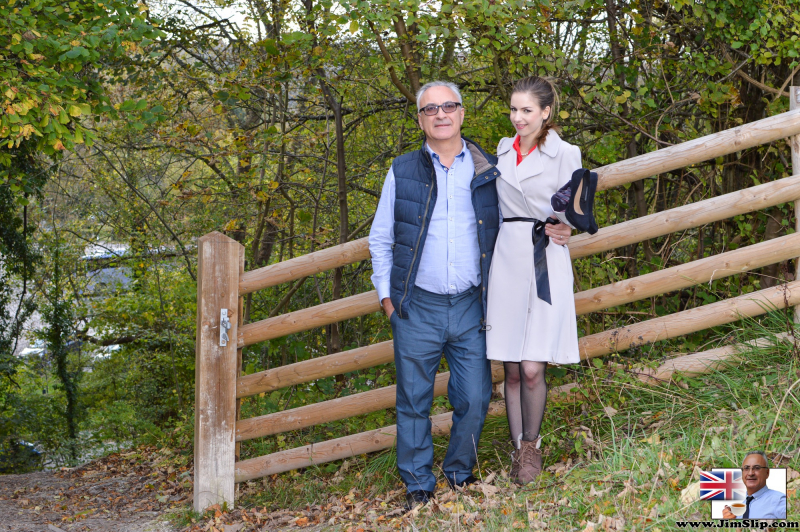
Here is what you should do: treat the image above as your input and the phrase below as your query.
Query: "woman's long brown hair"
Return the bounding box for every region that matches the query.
[512,76,560,148]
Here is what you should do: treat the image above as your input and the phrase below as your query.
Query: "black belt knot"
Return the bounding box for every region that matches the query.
[503,217,559,305]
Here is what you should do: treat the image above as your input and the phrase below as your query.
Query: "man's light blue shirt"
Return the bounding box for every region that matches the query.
[744,485,786,519]
[369,140,481,302]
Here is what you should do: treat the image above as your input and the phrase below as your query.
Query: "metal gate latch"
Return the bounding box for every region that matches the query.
[219,309,231,346]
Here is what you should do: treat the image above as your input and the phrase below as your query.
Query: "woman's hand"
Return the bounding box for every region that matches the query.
[546,222,571,246]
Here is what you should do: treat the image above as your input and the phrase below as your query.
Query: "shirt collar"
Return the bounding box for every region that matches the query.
[751,485,771,499]
[425,139,468,166]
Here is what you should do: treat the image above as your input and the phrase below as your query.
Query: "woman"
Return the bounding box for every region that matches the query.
[486,76,581,484]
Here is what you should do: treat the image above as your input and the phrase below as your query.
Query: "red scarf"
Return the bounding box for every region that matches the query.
[512,135,536,166]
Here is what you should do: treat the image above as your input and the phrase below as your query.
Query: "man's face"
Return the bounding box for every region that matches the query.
[417,86,464,142]
[742,454,770,494]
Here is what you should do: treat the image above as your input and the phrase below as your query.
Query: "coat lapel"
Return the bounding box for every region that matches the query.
[516,130,562,183]
[516,148,543,182]
[496,137,522,192]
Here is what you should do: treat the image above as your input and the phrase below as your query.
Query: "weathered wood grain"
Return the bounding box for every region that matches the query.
[575,232,800,315]
[194,232,243,512]
[579,279,800,360]
[238,291,381,347]
[791,89,800,322]
[239,238,370,295]
[236,341,395,398]
[570,173,800,259]
[639,332,792,384]
[595,108,800,190]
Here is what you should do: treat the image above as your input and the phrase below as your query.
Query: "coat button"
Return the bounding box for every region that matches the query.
[482,253,486,258]
[478,220,483,224]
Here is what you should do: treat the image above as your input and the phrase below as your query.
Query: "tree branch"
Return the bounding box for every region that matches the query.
[367,20,415,102]
[393,15,421,94]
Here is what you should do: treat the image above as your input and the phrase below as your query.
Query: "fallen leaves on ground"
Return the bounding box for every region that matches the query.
[197,476,523,531]
[679,481,700,506]
[581,514,625,532]
[0,445,193,530]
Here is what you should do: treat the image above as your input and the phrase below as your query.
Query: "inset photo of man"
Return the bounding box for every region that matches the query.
[711,451,787,520]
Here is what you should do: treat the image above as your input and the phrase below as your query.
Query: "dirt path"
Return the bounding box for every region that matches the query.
[0,448,188,532]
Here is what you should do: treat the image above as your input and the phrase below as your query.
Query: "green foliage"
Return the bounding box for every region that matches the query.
[0,0,162,193]
[0,361,70,467]
[86,266,197,424]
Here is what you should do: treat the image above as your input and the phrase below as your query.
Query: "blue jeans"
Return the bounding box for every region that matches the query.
[390,286,492,493]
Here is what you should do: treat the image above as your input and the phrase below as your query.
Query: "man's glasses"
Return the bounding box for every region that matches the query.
[742,466,766,473]
[418,101,462,116]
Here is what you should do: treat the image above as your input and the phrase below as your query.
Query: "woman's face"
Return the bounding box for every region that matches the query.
[509,92,550,141]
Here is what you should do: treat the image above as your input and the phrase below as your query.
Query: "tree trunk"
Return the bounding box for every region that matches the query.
[317,80,348,356]
[606,0,653,264]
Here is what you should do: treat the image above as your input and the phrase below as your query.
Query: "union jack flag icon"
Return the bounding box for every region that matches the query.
[699,469,746,500]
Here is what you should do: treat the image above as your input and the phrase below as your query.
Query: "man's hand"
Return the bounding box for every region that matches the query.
[381,298,395,319]
[546,222,572,246]
[722,506,735,519]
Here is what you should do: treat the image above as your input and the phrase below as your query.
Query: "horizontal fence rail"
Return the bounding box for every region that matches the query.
[236,363,504,441]
[640,332,792,384]
[239,239,370,295]
[574,231,800,314]
[570,173,800,259]
[595,108,800,190]
[238,291,380,348]
[234,401,510,483]
[236,340,394,398]
[577,279,800,359]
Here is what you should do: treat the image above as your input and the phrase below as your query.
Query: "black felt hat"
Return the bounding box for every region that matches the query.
[560,168,599,235]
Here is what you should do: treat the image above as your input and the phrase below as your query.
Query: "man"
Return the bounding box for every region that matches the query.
[722,451,787,519]
[369,80,570,509]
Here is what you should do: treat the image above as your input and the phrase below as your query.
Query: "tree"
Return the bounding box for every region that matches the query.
[0,0,162,182]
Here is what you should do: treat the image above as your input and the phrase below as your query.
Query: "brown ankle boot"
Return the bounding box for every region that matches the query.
[516,439,543,485]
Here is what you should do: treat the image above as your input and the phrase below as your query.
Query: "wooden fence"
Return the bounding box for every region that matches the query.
[193,101,800,512]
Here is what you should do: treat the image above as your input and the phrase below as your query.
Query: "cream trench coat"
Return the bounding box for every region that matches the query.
[485,130,581,364]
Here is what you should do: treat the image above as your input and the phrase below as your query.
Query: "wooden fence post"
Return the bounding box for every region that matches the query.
[194,232,243,512]
[792,87,800,323]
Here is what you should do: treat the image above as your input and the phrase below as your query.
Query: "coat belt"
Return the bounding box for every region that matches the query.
[503,217,559,305]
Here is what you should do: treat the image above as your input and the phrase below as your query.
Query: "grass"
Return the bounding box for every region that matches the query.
[223,311,800,530]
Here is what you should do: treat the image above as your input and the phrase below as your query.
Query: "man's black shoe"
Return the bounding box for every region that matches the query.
[445,474,479,489]
[404,489,433,510]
